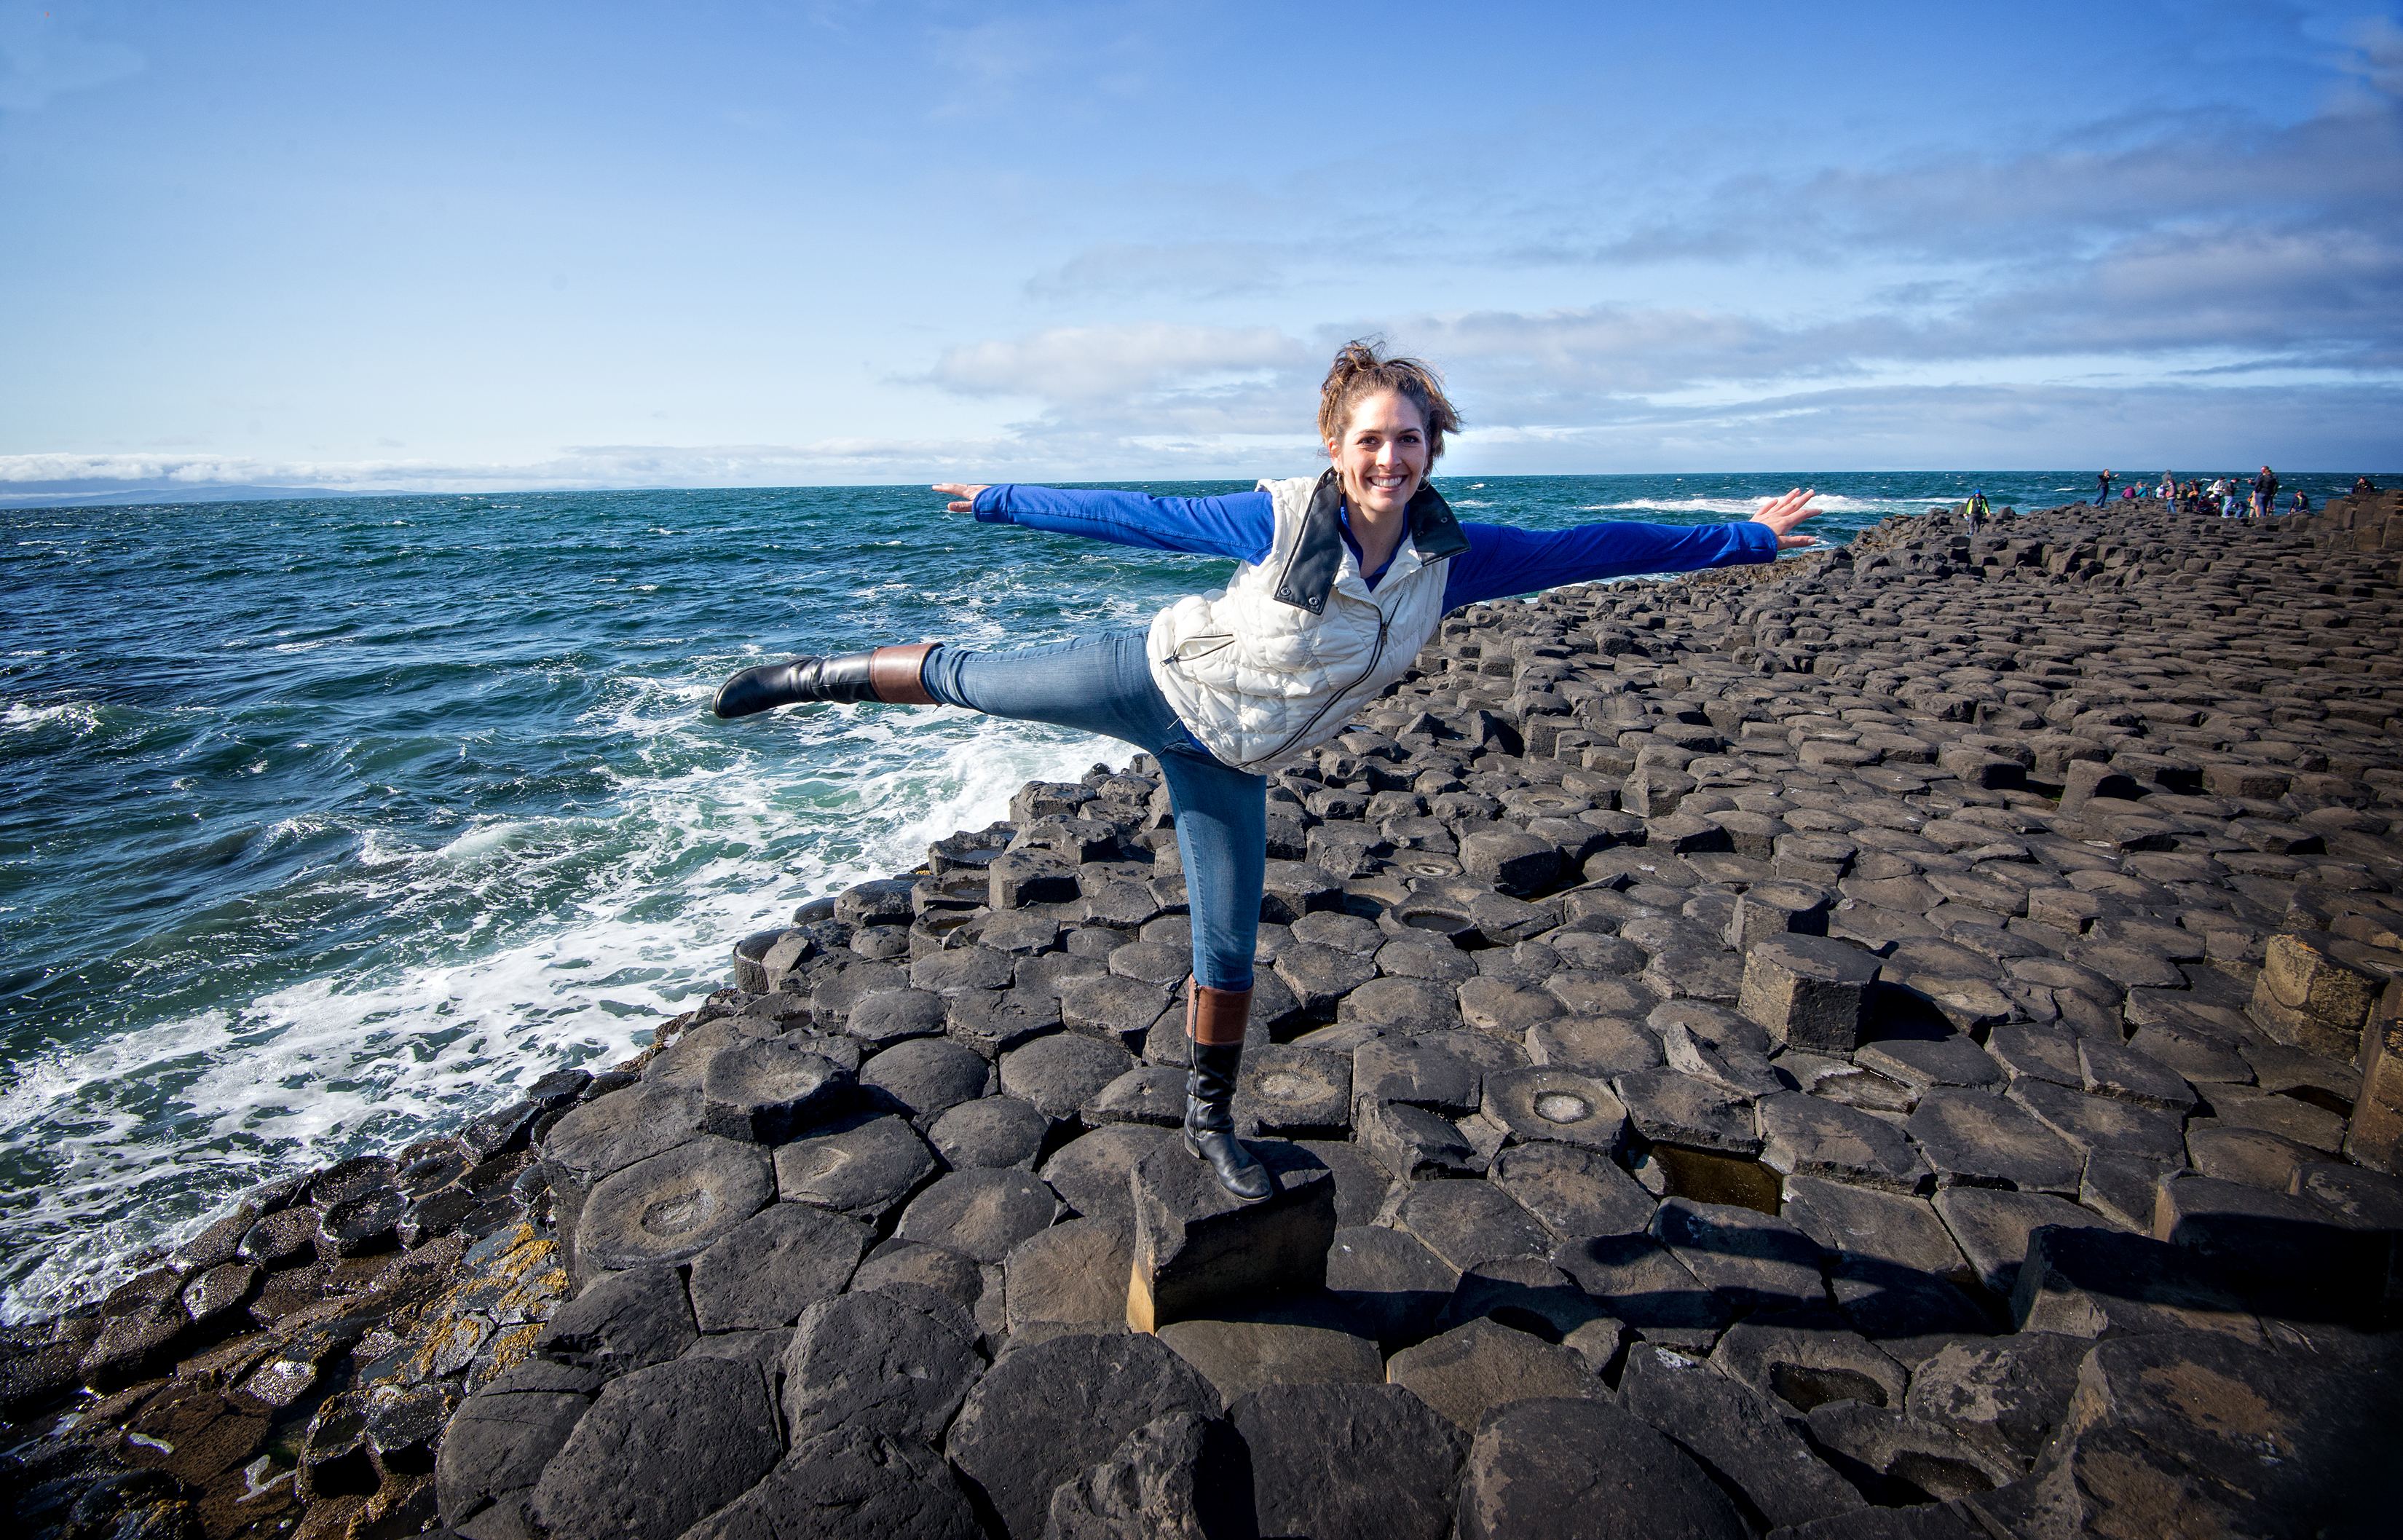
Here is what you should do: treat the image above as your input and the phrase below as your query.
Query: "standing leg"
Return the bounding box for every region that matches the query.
[1154,743,1271,1200]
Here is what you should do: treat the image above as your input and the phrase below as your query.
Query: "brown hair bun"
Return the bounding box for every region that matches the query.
[1317,339,1463,463]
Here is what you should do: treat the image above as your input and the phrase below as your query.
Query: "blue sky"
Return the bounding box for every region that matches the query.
[2,0,2398,498]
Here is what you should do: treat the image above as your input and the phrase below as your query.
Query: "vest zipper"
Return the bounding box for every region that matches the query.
[1232,609,1389,771]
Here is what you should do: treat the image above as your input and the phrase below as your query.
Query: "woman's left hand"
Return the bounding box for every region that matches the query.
[1751,488,1823,548]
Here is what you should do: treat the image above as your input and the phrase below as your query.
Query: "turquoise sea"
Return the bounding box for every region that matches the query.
[0,470,2370,1316]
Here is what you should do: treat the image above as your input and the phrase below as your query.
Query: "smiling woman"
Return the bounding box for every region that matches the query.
[709,338,1821,1208]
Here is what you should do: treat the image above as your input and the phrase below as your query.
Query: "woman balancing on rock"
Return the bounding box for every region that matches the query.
[713,342,1823,1201]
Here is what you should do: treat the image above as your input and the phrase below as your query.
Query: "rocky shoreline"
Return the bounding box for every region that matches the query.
[9,488,2403,1539]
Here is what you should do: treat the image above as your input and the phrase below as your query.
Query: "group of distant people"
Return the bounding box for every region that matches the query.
[2092,467,2321,517]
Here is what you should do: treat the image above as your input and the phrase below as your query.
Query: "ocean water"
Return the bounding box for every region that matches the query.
[0,469,2362,1316]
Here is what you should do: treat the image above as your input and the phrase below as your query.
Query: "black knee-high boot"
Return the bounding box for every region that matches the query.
[1185,983,1269,1201]
[712,643,938,718]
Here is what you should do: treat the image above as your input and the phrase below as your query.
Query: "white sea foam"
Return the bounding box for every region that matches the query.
[1574,493,1909,516]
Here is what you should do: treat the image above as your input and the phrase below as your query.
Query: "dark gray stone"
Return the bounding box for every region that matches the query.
[687,1201,872,1332]
[1858,1035,2003,1094]
[1083,1065,1188,1129]
[1387,1316,1603,1432]
[1552,1233,1732,1351]
[1903,1332,2091,1464]
[1780,1177,1970,1278]
[1156,1295,1387,1408]
[853,1239,988,1315]
[1714,1308,1909,1413]
[1326,1223,1459,1347]
[1004,1033,1140,1121]
[947,1332,1220,1540]
[1129,1141,1335,1332]
[2008,1078,2187,1164]
[1614,1070,1761,1155]
[845,987,950,1047]
[1740,933,1877,1053]
[1354,1038,1481,1113]
[773,1113,937,1220]
[1617,1342,1865,1531]
[532,1264,697,1378]
[1234,1045,1351,1137]
[1230,1382,1468,1540]
[861,1035,992,1126]
[435,1381,596,1531]
[1906,1089,2082,1194]
[701,1038,855,1145]
[1395,1178,1553,1271]
[1043,1409,1252,1540]
[1490,1140,1657,1241]
[930,1096,1050,1169]
[1526,1015,1664,1076]
[781,1285,985,1444]
[575,1136,773,1278]
[896,1169,1064,1264]
[1480,1067,1628,1152]
[1933,1188,2110,1297]
[1003,1217,1132,1340]
[1649,1197,1825,1314]
[1041,1124,1179,1223]
[1456,1395,1748,1540]
[524,1355,780,1540]
[680,1426,980,1540]
[1436,1255,1617,1342]
[1758,1091,1931,1193]
[1357,1098,1476,1181]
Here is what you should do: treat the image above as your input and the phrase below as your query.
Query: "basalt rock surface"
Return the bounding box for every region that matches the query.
[11,497,2403,1537]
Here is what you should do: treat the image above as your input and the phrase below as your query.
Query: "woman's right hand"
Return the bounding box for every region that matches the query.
[934,483,990,514]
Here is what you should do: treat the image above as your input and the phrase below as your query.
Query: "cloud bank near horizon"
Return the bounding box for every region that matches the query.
[3,2,2397,505]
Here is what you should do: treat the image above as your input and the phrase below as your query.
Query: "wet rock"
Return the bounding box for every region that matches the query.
[686,1201,871,1332]
[947,1332,1219,1540]
[930,1096,1050,1169]
[1617,1341,1865,1531]
[524,1355,780,1540]
[573,1135,773,1279]
[897,1169,1064,1264]
[239,1207,325,1271]
[684,1426,980,1540]
[79,1296,189,1392]
[773,1112,938,1220]
[1128,1142,1335,1331]
[1456,1395,1749,1540]
[781,1285,985,1444]
[1229,1381,1469,1540]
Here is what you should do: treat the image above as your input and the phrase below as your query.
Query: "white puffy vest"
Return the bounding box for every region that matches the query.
[1148,470,1468,772]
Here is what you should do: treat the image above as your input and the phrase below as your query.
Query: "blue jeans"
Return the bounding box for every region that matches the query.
[923,629,1266,992]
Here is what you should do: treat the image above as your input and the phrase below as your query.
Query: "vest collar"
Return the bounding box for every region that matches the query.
[1270,468,1470,615]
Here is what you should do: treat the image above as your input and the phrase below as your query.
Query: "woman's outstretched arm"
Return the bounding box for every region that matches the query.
[1442,489,1825,610]
[932,481,1274,562]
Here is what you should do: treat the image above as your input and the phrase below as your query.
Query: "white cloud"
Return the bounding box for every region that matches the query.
[928,322,1313,402]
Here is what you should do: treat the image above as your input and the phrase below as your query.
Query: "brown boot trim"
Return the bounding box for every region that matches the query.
[868,644,938,705]
[1188,981,1253,1046]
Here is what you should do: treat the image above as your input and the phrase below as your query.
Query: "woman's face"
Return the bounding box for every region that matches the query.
[1327,390,1429,518]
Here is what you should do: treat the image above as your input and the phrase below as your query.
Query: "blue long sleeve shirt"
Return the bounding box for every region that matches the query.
[968,483,1776,610]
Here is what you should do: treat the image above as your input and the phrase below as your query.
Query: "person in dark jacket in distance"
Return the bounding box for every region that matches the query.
[713,341,1821,1199]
